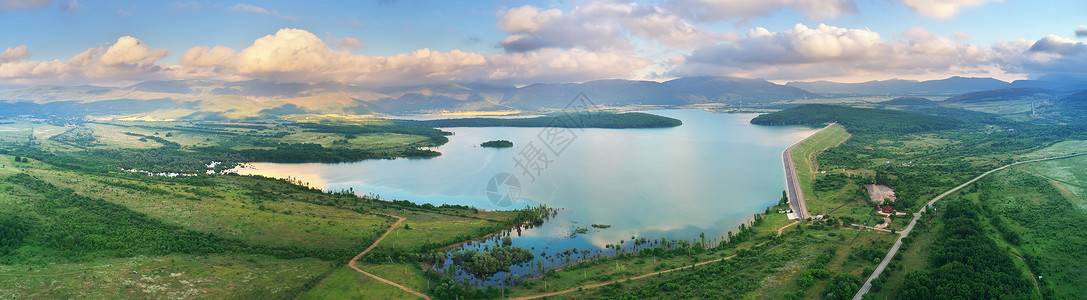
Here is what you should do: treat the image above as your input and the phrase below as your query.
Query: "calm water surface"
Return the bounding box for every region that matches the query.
[234,109,817,280]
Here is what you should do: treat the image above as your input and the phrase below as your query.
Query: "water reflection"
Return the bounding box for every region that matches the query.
[233,109,819,284]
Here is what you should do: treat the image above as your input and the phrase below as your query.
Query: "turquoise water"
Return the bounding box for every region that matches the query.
[235,109,817,277]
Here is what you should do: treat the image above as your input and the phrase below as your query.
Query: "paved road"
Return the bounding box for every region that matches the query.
[853,152,1087,300]
[783,123,836,220]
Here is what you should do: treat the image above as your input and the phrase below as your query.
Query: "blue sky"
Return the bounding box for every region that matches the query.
[1,0,1085,86]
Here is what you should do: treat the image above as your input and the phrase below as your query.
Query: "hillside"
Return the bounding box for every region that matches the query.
[787,76,1008,95]
[750,104,965,133]
[944,88,1063,103]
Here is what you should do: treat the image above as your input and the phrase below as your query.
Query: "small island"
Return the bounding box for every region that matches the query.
[480,140,513,148]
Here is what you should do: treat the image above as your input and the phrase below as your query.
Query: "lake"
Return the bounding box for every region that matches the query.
[234,109,818,282]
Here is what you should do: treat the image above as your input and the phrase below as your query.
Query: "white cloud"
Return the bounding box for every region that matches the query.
[0,36,171,86]
[900,0,1001,19]
[1028,35,1086,56]
[666,0,857,23]
[1076,26,1087,38]
[1,28,650,86]
[99,36,168,67]
[675,24,997,80]
[997,36,1087,77]
[484,48,651,83]
[0,46,29,63]
[180,46,236,68]
[496,3,719,53]
[189,28,646,85]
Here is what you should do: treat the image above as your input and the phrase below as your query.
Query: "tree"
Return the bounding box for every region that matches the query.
[823,273,861,300]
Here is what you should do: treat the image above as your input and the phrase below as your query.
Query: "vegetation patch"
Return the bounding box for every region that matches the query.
[480,140,513,148]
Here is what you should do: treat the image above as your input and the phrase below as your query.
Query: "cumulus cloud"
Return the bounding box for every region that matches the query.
[180,46,236,68]
[666,0,857,23]
[674,24,995,80]
[1,28,650,86]
[0,36,171,86]
[483,48,651,83]
[900,0,1001,19]
[99,36,168,67]
[1076,26,1087,38]
[0,46,29,63]
[496,3,718,53]
[184,28,647,84]
[1028,35,1086,55]
[996,36,1087,77]
[0,0,51,10]
[496,5,626,52]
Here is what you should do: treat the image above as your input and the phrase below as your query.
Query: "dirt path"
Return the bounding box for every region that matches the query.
[778,221,799,236]
[511,221,797,299]
[347,212,432,300]
[1007,250,1041,297]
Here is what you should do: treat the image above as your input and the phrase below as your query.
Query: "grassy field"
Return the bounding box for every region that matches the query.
[789,123,853,214]
[999,155,1087,298]
[27,168,392,252]
[298,266,422,300]
[0,150,524,299]
[0,254,332,299]
[1015,140,1087,161]
[1018,153,1087,208]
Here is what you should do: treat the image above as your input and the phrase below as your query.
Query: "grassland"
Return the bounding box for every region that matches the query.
[27,168,392,252]
[1000,155,1087,298]
[298,266,422,300]
[0,254,331,299]
[788,123,853,214]
[0,149,526,299]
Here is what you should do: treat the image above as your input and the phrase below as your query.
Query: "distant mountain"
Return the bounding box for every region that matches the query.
[787,76,1008,96]
[0,76,823,118]
[1006,74,1087,91]
[500,76,818,109]
[944,88,1064,103]
[662,76,819,103]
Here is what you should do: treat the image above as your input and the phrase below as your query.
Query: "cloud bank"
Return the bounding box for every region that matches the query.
[672,23,1085,81]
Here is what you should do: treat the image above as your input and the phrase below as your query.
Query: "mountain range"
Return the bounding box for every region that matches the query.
[787,76,1087,96]
[1,75,1084,120]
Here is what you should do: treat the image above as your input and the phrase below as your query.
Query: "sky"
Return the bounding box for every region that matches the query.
[0,0,1085,87]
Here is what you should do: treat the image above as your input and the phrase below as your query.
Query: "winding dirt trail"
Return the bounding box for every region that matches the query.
[1007,251,1041,297]
[510,220,797,299]
[347,212,432,300]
